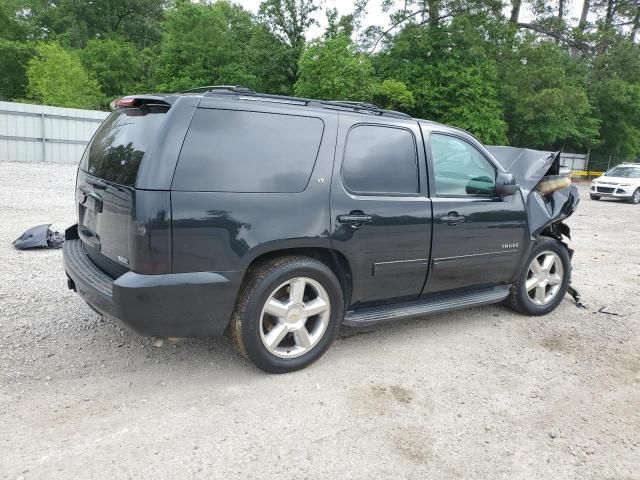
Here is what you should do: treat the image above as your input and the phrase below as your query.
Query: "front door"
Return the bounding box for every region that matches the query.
[423,131,527,294]
[330,113,432,307]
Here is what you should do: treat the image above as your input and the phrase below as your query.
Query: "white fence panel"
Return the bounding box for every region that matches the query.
[0,101,109,164]
[559,152,588,171]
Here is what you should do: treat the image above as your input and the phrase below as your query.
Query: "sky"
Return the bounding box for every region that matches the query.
[234,0,586,40]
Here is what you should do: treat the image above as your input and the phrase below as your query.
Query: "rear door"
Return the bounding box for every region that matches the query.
[330,114,432,307]
[423,130,527,293]
[77,103,169,275]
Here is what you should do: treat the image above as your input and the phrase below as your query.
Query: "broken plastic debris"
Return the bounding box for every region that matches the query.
[13,224,64,250]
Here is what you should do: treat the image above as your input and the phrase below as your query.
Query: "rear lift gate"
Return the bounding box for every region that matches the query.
[75,96,175,276]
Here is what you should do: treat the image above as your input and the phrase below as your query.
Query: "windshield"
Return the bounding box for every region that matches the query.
[605,166,640,178]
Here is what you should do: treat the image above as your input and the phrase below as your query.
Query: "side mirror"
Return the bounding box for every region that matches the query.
[495,172,519,196]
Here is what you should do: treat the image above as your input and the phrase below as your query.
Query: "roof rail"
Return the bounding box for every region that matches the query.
[197,87,411,119]
[182,85,255,94]
[320,100,411,119]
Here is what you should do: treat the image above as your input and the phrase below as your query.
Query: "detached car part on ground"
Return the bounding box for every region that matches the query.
[589,163,640,204]
[63,88,579,373]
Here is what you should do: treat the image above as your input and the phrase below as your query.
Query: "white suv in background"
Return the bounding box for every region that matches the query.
[590,163,640,204]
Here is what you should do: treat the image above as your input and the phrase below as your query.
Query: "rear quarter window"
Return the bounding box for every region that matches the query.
[172,109,324,193]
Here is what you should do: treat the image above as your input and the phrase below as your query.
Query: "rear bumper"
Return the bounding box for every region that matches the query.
[63,238,241,337]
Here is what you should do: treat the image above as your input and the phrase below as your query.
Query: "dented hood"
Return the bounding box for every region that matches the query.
[487,146,579,238]
[486,146,561,190]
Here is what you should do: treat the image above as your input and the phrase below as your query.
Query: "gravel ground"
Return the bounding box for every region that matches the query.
[0,161,638,479]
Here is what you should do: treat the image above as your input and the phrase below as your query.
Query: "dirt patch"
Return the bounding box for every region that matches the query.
[391,427,433,464]
[371,384,415,404]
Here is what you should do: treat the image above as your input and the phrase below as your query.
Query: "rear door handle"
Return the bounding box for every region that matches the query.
[337,212,373,228]
[438,212,466,225]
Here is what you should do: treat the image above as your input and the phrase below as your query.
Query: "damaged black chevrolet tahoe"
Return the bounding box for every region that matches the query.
[63,86,580,373]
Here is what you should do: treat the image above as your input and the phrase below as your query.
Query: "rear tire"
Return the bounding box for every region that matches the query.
[590,194,600,200]
[628,188,640,204]
[231,256,344,373]
[505,237,571,316]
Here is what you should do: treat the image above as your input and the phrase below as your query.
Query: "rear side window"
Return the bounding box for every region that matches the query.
[173,109,324,193]
[80,107,167,186]
[341,125,418,195]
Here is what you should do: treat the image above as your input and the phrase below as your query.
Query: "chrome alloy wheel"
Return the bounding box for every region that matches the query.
[526,251,564,306]
[259,277,331,359]
[633,189,640,204]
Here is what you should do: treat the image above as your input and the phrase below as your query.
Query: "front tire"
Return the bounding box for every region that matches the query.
[628,188,640,204]
[590,194,600,200]
[505,237,571,316]
[231,256,344,373]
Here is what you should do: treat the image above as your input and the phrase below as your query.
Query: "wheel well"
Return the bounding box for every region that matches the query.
[243,248,353,306]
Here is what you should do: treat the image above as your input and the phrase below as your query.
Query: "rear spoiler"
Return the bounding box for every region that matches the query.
[110,95,173,110]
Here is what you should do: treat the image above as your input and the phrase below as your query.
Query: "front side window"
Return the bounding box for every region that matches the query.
[430,134,496,196]
[342,125,418,195]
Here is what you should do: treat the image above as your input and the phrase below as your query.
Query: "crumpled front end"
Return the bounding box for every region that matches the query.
[486,146,580,238]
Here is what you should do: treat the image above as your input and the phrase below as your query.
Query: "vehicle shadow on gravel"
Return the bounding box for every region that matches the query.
[79,301,522,376]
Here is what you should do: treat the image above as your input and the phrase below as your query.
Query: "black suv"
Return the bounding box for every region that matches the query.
[63,86,579,373]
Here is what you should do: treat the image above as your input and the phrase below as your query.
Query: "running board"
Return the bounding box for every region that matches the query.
[343,286,511,327]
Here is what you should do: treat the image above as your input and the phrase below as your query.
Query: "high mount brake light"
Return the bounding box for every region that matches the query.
[110,98,139,109]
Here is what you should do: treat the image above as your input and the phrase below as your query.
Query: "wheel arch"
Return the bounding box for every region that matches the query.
[241,247,353,308]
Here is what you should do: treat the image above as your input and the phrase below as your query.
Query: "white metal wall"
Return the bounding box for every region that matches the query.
[0,101,109,164]
[559,152,588,171]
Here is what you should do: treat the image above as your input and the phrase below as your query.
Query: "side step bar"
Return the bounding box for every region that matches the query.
[343,286,511,327]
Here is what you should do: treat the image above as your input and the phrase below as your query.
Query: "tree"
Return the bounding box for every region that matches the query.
[0,40,34,100]
[155,1,254,91]
[376,21,508,144]
[259,0,320,84]
[295,35,375,101]
[372,79,415,111]
[500,40,600,150]
[80,37,143,99]
[589,34,640,159]
[20,0,167,48]
[26,42,103,108]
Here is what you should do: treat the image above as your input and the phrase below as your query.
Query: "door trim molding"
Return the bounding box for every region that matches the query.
[433,250,518,265]
[373,258,429,276]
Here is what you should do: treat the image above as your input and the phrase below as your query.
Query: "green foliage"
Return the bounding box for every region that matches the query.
[21,0,166,48]
[377,23,508,144]
[258,0,320,85]
[295,35,374,101]
[80,37,143,100]
[372,79,415,111]
[0,40,34,100]
[155,1,289,93]
[500,40,600,150]
[594,79,640,158]
[589,36,640,159]
[26,43,103,109]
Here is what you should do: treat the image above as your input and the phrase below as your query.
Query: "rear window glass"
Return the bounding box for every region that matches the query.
[80,107,167,186]
[172,109,324,193]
